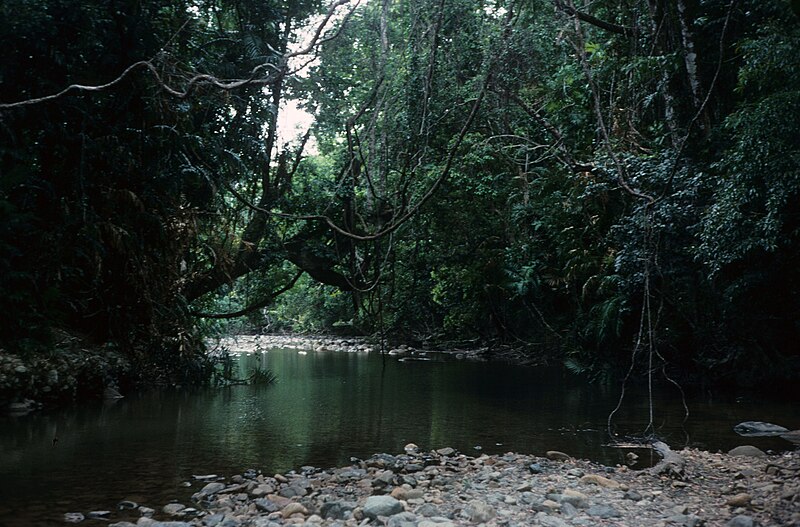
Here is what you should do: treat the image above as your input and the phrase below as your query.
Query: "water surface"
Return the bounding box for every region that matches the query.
[1,342,797,526]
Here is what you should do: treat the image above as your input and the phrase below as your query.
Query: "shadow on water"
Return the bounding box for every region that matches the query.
[0,344,798,525]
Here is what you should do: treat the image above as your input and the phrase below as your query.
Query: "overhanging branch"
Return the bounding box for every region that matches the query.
[0,0,356,110]
[223,71,493,242]
[190,269,303,319]
[553,0,633,38]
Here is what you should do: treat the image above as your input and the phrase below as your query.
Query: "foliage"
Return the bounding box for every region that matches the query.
[248,366,278,386]
[1,0,799,399]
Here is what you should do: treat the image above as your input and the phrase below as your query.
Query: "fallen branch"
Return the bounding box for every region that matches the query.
[651,441,685,478]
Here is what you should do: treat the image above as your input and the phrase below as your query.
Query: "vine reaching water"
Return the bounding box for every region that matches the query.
[606,205,690,443]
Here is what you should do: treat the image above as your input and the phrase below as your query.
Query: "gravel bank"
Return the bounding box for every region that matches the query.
[86,444,798,527]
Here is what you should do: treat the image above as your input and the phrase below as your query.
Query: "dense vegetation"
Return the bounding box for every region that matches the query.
[1,0,799,402]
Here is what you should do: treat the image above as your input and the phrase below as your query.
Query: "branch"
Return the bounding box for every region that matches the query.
[506,90,595,173]
[553,0,633,37]
[190,269,303,319]
[0,59,283,110]
[286,0,360,59]
[0,0,360,110]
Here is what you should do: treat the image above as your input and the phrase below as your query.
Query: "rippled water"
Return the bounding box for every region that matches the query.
[1,339,797,526]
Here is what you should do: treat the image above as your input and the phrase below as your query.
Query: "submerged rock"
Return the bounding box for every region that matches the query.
[733,421,789,437]
[103,386,123,399]
[780,430,800,445]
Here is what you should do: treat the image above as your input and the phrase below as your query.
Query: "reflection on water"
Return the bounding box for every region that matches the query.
[0,344,797,526]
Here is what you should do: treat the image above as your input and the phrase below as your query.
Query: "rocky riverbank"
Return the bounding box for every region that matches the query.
[0,330,132,412]
[214,334,483,360]
[82,444,797,527]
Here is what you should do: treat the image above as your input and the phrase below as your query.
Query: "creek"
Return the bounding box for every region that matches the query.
[0,338,797,526]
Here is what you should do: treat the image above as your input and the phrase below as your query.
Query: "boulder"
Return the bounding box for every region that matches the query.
[466,500,496,523]
[560,488,588,508]
[319,500,355,520]
[162,503,186,516]
[280,502,308,518]
[404,443,420,454]
[195,482,226,499]
[415,503,441,517]
[728,446,767,458]
[363,496,404,519]
[587,504,621,518]
[727,515,755,527]
[418,521,455,527]
[253,498,280,513]
[537,514,570,527]
[580,474,621,489]
[387,512,420,527]
[390,485,424,501]
[545,451,571,461]
[64,512,85,523]
[726,493,751,507]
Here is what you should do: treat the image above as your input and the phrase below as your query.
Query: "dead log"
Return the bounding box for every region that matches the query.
[650,441,685,478]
